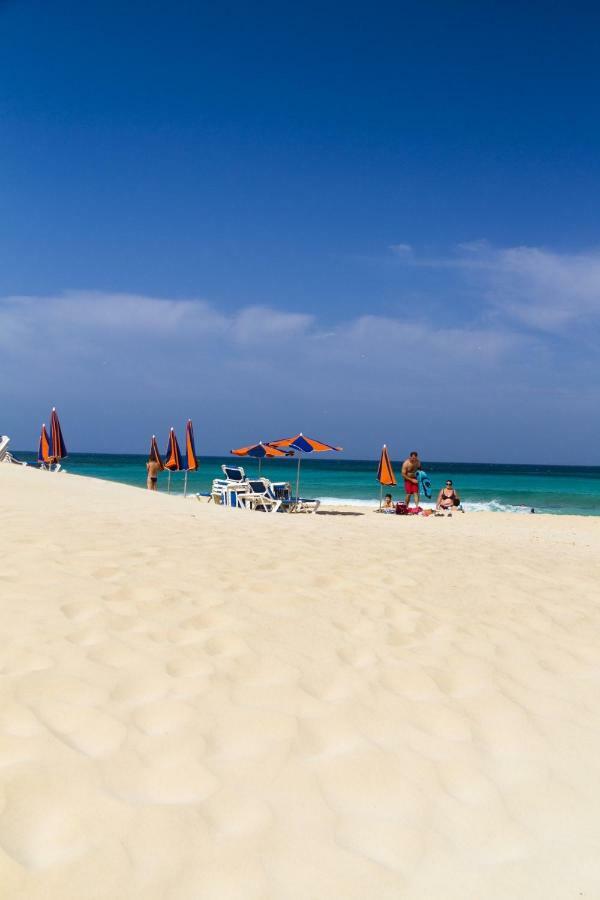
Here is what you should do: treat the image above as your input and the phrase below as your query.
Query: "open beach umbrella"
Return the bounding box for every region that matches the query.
[164,427,183,493]
[38,424,51,467]
[183,419,198,497]
[269,432,342,500]
[149,434,165,469]
[49,407,67,463]
[377,444,397,508]
[231,440,289,476]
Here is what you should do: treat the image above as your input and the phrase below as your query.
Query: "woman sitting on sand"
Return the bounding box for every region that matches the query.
[436,480,460,510]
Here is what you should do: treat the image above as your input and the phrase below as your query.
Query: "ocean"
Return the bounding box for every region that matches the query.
[13,452,600,516]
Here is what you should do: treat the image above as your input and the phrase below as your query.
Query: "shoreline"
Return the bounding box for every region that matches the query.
[10,458,600,517]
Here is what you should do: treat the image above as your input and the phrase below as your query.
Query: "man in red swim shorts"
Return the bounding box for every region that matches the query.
[401,450,421,509]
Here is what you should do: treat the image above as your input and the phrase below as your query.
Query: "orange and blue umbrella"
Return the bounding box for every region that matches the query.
[183,420,198,496]
[38,424,51,465]
[164,427,183,493]
[376,444,397,508]
[49,407,67,462]
[231,440,289,477]
[269,432,342,500]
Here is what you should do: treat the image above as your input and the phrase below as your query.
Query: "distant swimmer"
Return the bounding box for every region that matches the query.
[146,457,161,491]
[401,450,421,509]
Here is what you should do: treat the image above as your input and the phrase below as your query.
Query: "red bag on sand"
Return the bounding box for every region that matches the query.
[395,502,408,515]
[407,507,423,515]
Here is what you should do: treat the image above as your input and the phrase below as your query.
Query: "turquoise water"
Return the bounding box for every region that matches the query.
[13,451,600,515]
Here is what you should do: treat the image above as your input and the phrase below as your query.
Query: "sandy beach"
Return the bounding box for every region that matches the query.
[1,463,600,898]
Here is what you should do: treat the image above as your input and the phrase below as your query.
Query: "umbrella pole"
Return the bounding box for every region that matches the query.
[380,483,383,510]
[258,458,262,477]
[184,470,188,498]
[295,456,301,501]
[167,470,171,494]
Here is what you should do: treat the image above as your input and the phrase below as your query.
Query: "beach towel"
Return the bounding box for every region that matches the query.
[417,469,432,499]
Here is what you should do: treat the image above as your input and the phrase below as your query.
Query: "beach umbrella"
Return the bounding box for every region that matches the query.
[183,419,198,497]
[164,427,183,493]
[37,424,51,467]
[49,407,67,463]
[231,440,289,476]
[149,434,165,469]
[376,444,397,509]
[269,432,342,501]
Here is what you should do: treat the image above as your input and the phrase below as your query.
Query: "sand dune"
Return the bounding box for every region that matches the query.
[1,463,600,898]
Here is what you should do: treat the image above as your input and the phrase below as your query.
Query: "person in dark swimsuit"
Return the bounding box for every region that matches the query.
[146,458,161,491]
[436,480,460,510]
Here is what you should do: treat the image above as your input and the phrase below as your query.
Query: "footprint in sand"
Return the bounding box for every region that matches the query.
[204,635,249,658]
[66,627,105,647]
[0,766,119,869]
[111,672,169,709]
[34,699,127,758]
[60,600,101,622]
[337,646,378,669]
[133,700,196,736]
[166,656,214,679]
[101,751,218,805]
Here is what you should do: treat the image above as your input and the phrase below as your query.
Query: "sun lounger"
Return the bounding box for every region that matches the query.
[0,435,28,466]
[211,479,249,506]
[280,496,321,514]
[221,465,246,482]
[0,435,10,462]
[239,479,282,512]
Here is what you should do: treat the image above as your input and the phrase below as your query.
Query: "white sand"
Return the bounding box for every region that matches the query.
[1,463,600,898]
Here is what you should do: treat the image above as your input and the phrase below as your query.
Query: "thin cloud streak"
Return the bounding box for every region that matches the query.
[390,241,600,331]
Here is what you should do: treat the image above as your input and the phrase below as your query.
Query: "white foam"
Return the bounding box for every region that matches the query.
[317,496,532,514]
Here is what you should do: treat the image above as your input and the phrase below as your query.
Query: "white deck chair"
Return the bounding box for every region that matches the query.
[0,435,10,462]
[241,479,282,512]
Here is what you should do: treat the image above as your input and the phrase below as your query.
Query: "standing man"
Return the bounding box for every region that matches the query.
[401,450,421,509]
[146,456,161,491]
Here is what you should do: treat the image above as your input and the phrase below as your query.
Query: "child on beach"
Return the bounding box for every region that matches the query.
[381,493,394,512]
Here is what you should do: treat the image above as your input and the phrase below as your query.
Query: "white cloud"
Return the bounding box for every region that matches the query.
[390,241,600,331]
[0,286,595,461]
[484,245,600,330]
[389,243,413,257]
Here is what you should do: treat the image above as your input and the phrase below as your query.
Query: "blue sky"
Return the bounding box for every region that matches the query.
[2,1,600,462]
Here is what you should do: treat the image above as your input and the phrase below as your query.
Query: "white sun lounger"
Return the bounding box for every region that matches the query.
[239,479,282,513]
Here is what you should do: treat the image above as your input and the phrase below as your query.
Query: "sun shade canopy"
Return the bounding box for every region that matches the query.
[231,441,289,459]
[269,433,342,454]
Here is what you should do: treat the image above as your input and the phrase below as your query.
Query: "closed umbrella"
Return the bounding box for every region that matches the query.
[164,427,183,493]
[269,432,342,501]
[49,408,67,464]
[183,419,198,497]
[376,444,397,509]
[149,434,164,469]
[38,424,51,468]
